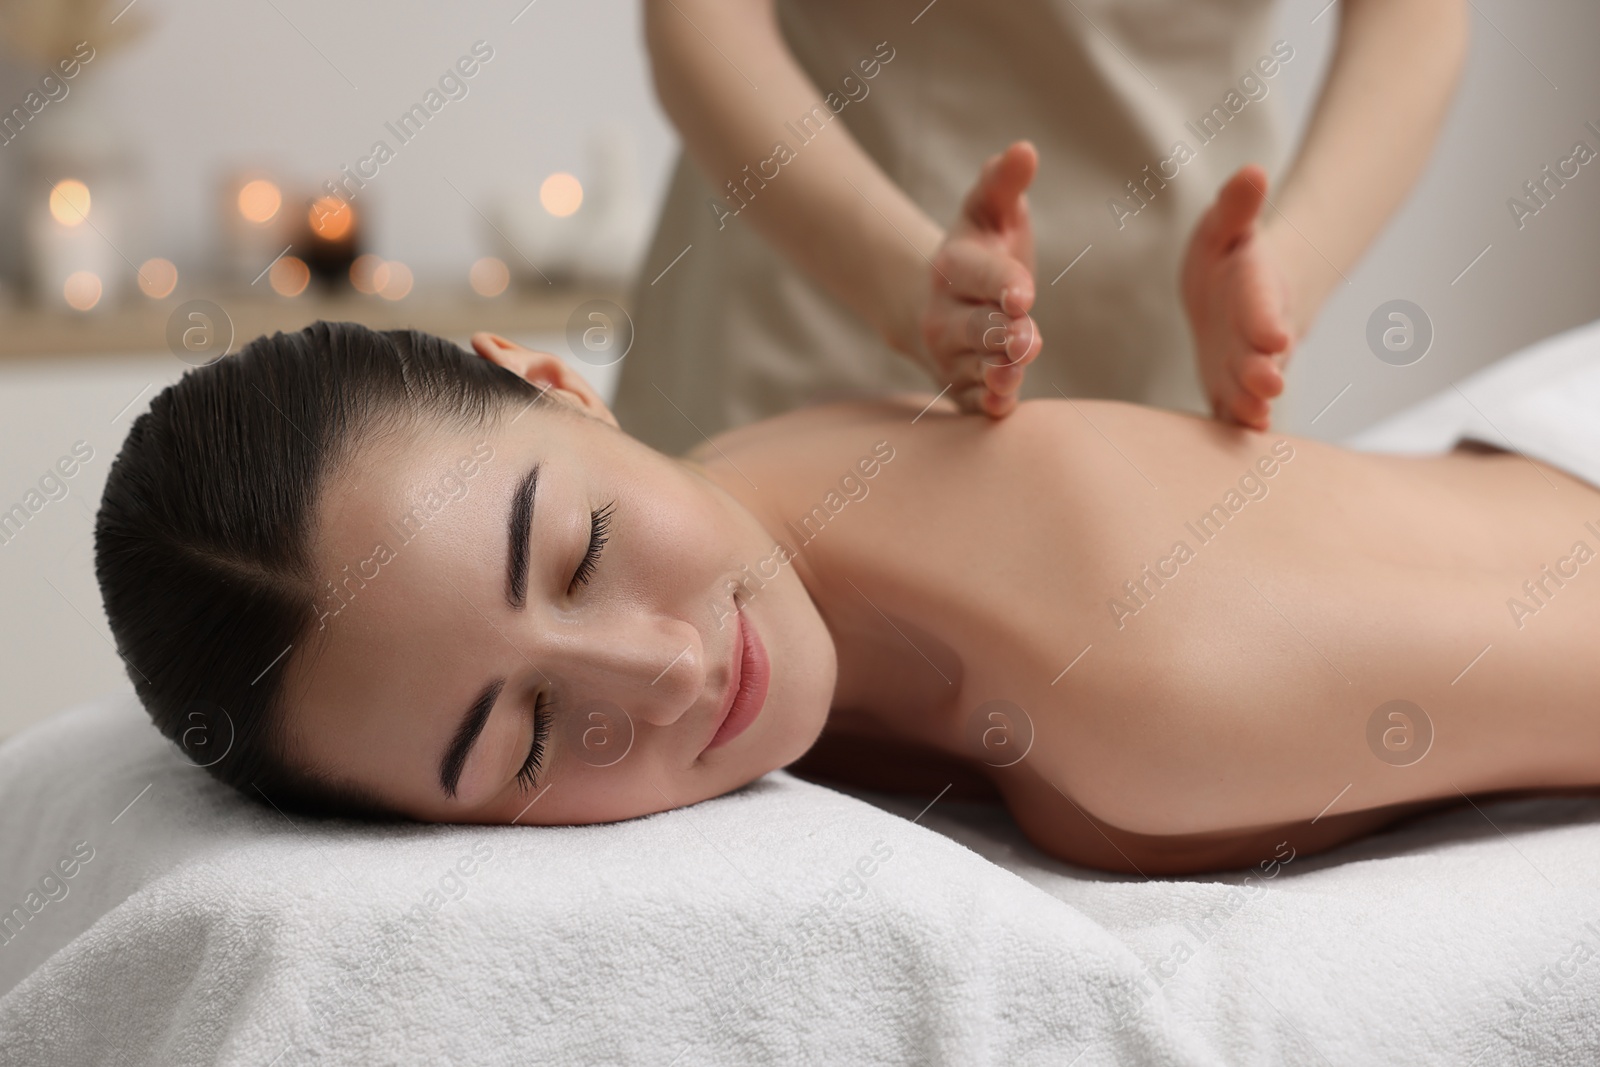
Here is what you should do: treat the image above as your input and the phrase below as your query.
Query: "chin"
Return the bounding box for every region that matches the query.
[768,655,837,776]
[761,699,831,782]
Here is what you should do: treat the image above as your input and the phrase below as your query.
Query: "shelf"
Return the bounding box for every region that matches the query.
[0,286,628,359]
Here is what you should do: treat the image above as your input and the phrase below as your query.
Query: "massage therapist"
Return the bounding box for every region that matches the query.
[610,0,1467,449]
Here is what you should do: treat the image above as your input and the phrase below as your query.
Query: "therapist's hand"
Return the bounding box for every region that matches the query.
[1182,164,1295,431]
[916,140,1043,418]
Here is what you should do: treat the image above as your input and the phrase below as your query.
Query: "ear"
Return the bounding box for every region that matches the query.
[469,332,619,429]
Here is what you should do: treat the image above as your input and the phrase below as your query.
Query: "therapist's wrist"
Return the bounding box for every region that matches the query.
[883,220,948,364]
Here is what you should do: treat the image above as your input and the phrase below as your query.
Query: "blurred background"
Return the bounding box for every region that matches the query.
[1,0,1596,740]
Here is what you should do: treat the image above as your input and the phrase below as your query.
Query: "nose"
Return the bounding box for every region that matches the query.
[543,612,706,728]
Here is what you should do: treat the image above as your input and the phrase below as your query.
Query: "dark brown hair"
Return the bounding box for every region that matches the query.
[93,321,547,817]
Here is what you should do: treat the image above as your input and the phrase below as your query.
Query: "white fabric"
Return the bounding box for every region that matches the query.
[5,698,1600,1065]
[6,321,1600,1065]
[0,696,1203,1066]
[1345,317,1600,490]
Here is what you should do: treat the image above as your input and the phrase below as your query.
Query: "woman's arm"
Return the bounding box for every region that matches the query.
[1269,0,1470,331]
[642,0,1043,414]
[1184,0,1470,429]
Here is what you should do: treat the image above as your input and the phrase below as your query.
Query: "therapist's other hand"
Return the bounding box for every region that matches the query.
[918,140,1043,418]
[1182,164,1294,432]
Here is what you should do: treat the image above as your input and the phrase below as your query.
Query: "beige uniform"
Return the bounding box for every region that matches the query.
[614,0,1287,456]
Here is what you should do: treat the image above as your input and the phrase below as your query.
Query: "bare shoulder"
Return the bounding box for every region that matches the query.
[681,394,931,465]
[686,393,952,465]
[683,393,1185,488]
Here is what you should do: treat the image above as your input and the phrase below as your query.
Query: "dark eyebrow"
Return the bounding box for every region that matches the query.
[440,678,504,798]
[441,463,540,796]
[507,462,539,609]
[437,463,539,799]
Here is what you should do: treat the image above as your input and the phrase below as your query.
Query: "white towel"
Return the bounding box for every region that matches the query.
[7,692,1600,1064]
[1346,316,1600,490]
[862,784,1600,1066]
[0,696,1212,1067]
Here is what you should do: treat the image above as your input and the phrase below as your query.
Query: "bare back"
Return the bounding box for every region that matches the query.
[691,395,1600,871]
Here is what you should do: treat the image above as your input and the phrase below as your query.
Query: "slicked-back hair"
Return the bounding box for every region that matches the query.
[94,321,549,817]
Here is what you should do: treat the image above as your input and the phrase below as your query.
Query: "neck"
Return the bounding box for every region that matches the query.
[776,515,961,746]
[676,455,958,746]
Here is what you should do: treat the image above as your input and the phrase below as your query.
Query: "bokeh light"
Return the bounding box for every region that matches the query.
[469,257,510,297]
[269,255,311,297]
[49,180,91,226]
[237,180,282,224]
[539,173,583,217]
[307,197,354,241]
[63,270,102,310]
[374,260,413,301]
[137,258,179,299]
[349,253,384,295]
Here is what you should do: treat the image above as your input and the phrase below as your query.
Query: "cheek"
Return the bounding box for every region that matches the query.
[750,571,838,766]
[519,746,744,825]
[624,469,740,584]
[620,464,777,640]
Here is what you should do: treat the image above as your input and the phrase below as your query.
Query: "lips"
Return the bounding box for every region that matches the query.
[702,598,770,754]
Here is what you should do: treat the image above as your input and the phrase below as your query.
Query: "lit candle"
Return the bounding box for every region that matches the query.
[30,177,121,313]
[298,195,362,286]
[269,255,311,298]
[495,171,589,285]
[469,257,509,298]
[219,171,292,286]
[137,258,179,299]
[373,260,412,301]
[349,253,384,295]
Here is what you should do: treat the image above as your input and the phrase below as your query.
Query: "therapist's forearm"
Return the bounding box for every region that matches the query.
[642,0,938,357]
[1266,0,1469,334]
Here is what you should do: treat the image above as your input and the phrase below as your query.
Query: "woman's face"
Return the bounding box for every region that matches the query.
[281,335,838,825]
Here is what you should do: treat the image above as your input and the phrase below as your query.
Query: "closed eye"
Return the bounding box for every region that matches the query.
[569,500,614,592]
[514,692,554,794]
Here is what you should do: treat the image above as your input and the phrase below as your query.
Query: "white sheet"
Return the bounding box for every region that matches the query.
[1345,316,1600,490]
[6,320,1600,1066]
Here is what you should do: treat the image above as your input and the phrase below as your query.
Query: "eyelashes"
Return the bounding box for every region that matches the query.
[517,499,614,794]
[569,499,615,592]
[515,693,553,794]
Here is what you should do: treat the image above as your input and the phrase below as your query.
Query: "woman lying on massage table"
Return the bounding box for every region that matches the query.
[94,320,1600,876]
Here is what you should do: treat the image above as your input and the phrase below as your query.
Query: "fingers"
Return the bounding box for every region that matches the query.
[1234,264,1292,355]
[1211,378,1270,430]
[953,379,1019,419]
[930,317,1038,418]
[981,389,1020,418]
[935,241,1034,309]
[1231,394,1272,432]
[470,331,511,359]
[984,359,1027,399]
[922,298,1041,372]
[983,312,1043,373]
[922,301,999,361]
[1237,351,1285,400]
[928,143,1042,420]
[951,379,988,416]
[962,141,1039,228]
[1211,350,1285,432]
